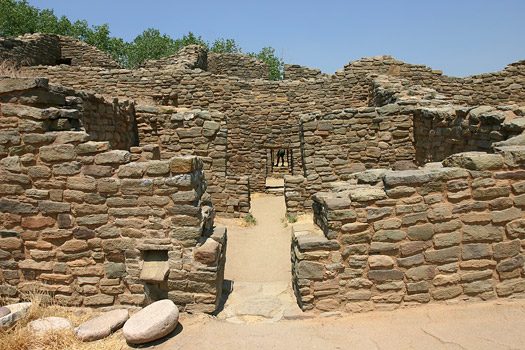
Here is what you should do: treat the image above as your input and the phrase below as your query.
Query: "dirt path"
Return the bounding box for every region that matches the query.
[149,298,525,350]
[214,194,300,323]
[219,194,291,283]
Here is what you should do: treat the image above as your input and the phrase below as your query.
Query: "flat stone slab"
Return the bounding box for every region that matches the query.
[296,234,340,250]
[29,316,73,335]
[0,302,31,329]
[75,309,129,341]
[123,299,179,344]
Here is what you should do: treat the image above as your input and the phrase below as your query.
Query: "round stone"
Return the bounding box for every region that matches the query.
[29,316,73,335]
[0,302,32,329]
[75,309,129,341]
[123,300,179,344]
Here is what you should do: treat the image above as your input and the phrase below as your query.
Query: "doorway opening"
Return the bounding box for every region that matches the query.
[265,148,293,195]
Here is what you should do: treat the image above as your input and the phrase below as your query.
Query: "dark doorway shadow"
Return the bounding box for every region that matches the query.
[213,279,234,316]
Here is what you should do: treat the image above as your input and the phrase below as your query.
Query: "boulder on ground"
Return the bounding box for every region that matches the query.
[75,309,129,341]
[123,299,179,344]
[0,302,31,329]
[28,316,73,335]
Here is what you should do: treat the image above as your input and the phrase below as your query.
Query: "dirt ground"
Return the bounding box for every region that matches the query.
[147,298,525,350]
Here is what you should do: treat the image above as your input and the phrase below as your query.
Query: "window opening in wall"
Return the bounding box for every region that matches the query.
[54,58,72,65]
[140,250,169,303]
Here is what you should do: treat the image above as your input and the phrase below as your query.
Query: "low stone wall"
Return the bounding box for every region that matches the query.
[135,105,249,216]
[0,33,60,67]
[59,36,121,68]
[415,105,525,164]
[284,64,328,80]
[0,77,137,151]
[287,92,525,215]
[291,150,525,313]
[138,45,207,71]
[207,52,268,80]
[0,78,227,312]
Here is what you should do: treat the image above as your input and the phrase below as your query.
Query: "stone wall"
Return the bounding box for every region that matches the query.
[17,42,525,193]
[343,55,525,106]
[0,33,60,67]
[291,149,525,313]
[58,36,121,68]
[0,79,227,312]
[134,104,249,216]
[207,52,269,79]
[284,64,328,80]
[0,77,137,151]
[286,87,525,215]
[414,105,525,164]
[138,45,207,71]
[285,102,417,215]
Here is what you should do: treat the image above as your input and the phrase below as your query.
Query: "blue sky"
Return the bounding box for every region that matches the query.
[28,0,525,77]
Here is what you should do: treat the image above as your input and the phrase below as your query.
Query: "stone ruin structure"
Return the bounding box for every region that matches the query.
[1,32,525,314]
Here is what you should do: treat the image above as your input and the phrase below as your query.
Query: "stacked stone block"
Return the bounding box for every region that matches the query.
[414,105,522,164]
[135,105,249,217]
[291,149,525,312]
[0,77,137,151]
[284,64,328,80]
[0,78,227,313]
[58,36,121,68]
[0,33,61,67]
[207,52,269,80]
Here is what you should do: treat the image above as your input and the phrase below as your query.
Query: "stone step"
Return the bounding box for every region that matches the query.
[217,282,308,323]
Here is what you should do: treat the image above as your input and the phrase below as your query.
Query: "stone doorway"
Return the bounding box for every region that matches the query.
[266,148,293,178]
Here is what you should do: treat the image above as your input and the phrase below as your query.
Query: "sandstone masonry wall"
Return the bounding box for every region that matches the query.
[0,78,137,152]
[134,104,249,216]
[344,56,525,106]
[207,52,269,79]
[284,64,328,80]
[0,33,60,67]
[58,36,121,68]
[0,79,227,312]
[287,90,525,215]
[291,150,525,313]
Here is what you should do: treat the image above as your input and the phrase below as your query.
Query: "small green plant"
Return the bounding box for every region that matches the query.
[282,212,298,227]
[243,213,257,225]
[286,212,298,223]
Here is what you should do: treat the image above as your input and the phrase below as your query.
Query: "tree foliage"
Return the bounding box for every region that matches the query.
[210,38,241,54]
[248,47,284,80]
[0,0,284,78]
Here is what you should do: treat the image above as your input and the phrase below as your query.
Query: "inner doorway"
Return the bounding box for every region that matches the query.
[265,148,292,195]
[267,148,293,178]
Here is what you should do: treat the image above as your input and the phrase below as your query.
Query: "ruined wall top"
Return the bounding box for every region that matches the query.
[0,33,60,67]
[207,52,269,80]
[58,35,121,68]
[138,45,207,71]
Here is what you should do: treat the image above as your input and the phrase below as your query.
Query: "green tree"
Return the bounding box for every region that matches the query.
[210,38,241,53]
[0,0,40,36]
[172,31,208,52]
[126,28,178,68]
[248,46,284,80]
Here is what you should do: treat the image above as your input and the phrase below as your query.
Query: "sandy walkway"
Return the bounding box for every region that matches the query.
[214,194,299,323]
[149,298,525,350]
[218,194,291,283]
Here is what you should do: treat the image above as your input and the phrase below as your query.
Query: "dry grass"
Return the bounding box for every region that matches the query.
[0,60,23,78]
[0,293,128,350]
